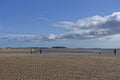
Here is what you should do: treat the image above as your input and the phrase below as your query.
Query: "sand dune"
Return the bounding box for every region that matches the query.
[0,54,120,80]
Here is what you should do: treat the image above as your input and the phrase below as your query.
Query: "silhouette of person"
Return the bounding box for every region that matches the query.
[114,49,117,55]
[40,49,42,54]
[99,52,101,55]
[99,48,102,55]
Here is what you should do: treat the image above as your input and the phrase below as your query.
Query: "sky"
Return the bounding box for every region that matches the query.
[0,0,120,48]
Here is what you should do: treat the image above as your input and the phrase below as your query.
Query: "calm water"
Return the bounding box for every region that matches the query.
[0,48,120,54]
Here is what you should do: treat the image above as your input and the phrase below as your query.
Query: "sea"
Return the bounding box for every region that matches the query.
[0,48,120,54]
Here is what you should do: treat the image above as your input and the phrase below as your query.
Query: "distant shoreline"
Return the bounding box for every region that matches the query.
[0,48,119,55]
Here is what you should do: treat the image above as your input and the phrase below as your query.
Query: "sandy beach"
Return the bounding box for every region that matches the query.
[0,54,120,80]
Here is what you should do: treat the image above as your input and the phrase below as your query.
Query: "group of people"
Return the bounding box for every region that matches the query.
[99,49,117,55]
[31,48,42,54]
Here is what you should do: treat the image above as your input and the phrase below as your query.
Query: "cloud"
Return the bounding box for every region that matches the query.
[97,34,120,40]
[54,12,120,40]
[53,21,74,29]
[0,33,35,42]
[0,33,59,43]
[1,12,120,43]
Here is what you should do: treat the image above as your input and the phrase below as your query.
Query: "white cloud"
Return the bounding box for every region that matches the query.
[76,15,107,28]
[54,12,120,40]
[98,34,120,40]
[0,33,59,42]
[48,34,57,40]
[109,12,120,21]
[54,21,74,29]
[1,12,120,43]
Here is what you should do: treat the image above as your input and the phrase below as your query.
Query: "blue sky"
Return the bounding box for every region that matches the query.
[0,0,120,48]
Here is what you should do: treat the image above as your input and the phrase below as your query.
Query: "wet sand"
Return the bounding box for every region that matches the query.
[0,54,120,80]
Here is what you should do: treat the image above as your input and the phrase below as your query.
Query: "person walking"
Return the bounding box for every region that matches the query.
[99,48,102,55]
[40,49,42,54]
[31,48,34,54]
[114,49,117,55]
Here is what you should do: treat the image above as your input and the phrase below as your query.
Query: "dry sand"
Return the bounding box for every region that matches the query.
[0,48,30,53]
[0,54,120,80]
